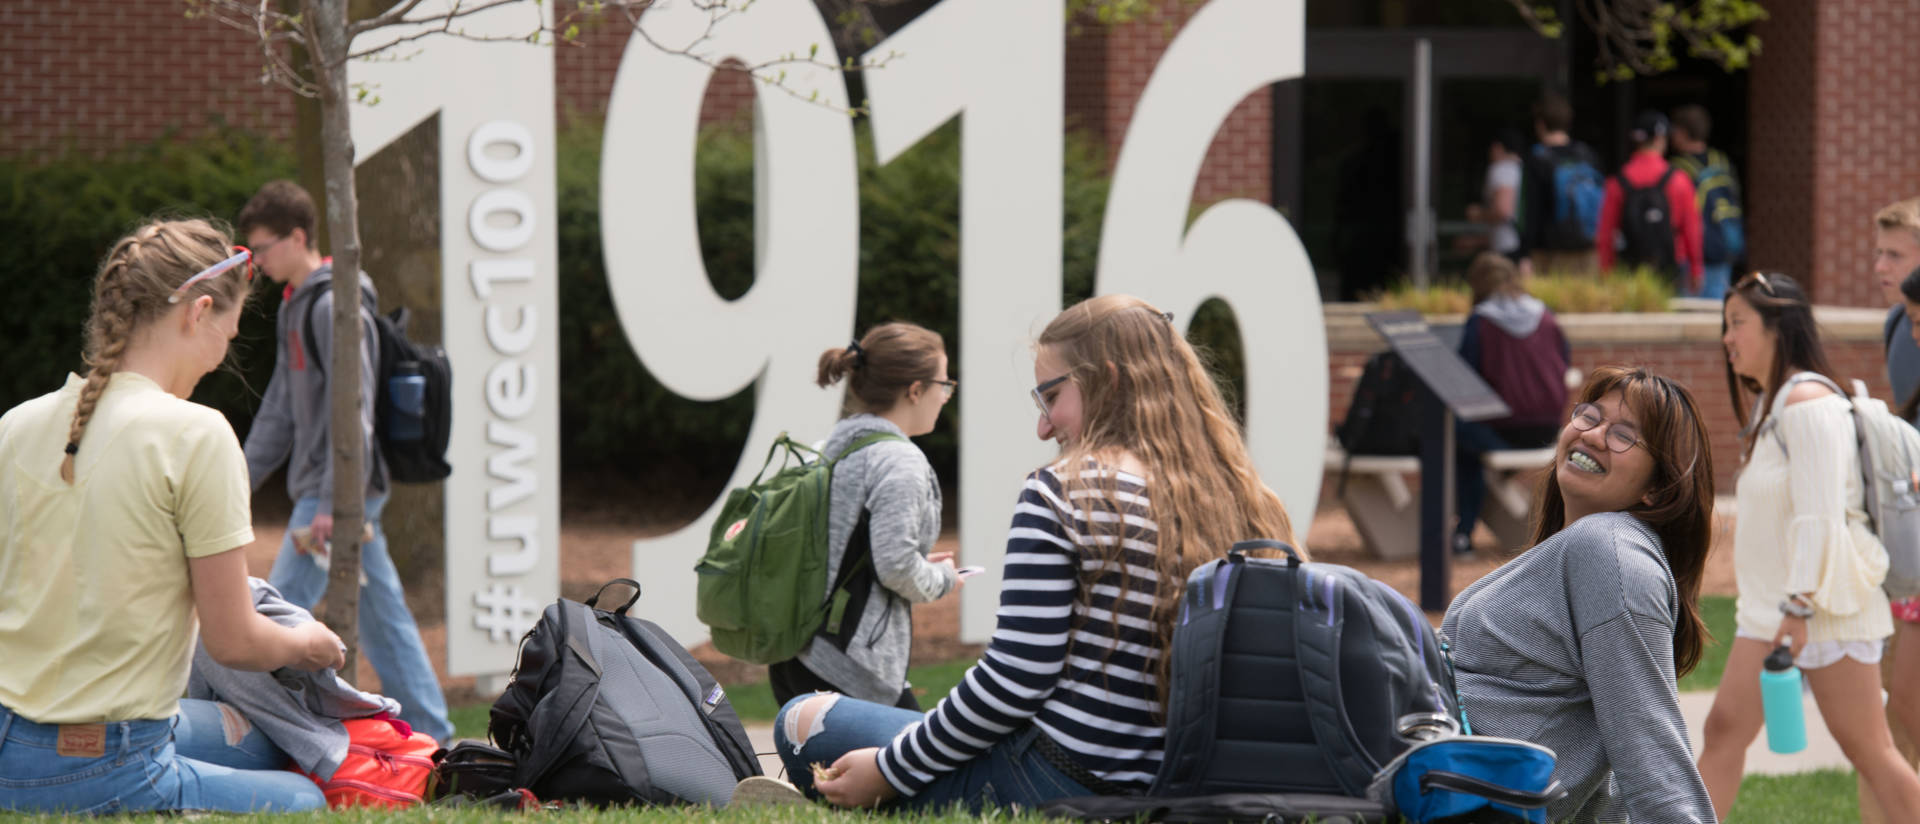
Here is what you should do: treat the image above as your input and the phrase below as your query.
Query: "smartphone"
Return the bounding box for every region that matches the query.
[957,566,986,579]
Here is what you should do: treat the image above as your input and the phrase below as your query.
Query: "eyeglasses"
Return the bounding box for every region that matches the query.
[168,246,254,304]
[1032,374,1068,421]
[930,378,957,398]
[1742,271,1775,296]
[1569,402,1644,454]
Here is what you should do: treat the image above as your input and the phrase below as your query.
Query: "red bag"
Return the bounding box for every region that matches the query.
[296,717,440,809]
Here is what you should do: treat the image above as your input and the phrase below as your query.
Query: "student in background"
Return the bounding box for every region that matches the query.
[1466,129,1526,261]
[1595,111,1703,294]
[767,322,962,710]
[1697,272,1920,820]
[1668,104,1745,300]
[1519,93,1605,276]
[1447,252,1569,554]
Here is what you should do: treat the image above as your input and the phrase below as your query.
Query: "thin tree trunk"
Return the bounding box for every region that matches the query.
[310,0,366,684]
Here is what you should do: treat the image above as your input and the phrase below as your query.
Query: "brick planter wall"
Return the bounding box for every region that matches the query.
[1326,309,1894,496]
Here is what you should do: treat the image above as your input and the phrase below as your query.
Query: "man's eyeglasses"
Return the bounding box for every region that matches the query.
[168,246,254,304]
[1032,375,1068,421]
[1569,402,1644,454]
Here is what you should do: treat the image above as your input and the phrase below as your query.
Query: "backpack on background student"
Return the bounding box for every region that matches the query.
[1616,168,1680,278]
[1336,352,1422,457]
[693,431,903,665]
[1764,374,1920,599]
[301,285,454,483]
[488,579,761,807]
[1672,149,1746,265]
[1530,143,1606,250]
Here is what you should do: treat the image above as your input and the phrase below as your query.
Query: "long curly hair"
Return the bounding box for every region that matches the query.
[1036,294,1298,707]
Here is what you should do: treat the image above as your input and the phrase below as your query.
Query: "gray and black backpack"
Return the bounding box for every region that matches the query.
[1153,541,1460,798]
[488,579,760,806]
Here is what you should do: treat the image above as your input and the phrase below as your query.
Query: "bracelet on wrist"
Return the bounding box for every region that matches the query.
[1779,597,1815,619]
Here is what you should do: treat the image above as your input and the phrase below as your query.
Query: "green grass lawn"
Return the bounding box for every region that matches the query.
[1679,594,1738,692]
[0,771,1855,822]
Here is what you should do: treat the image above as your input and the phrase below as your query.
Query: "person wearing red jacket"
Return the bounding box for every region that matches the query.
[1596,111,1704,293]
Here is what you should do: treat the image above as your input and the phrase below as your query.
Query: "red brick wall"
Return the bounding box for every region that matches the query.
[1065,0,1272,206]
[1328,335,1894,498]
[1748,0,1920,308]
[554,11,756,128]
[0,1,297,158]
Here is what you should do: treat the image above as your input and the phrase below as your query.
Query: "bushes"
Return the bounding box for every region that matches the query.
[0,127,296,435]
[1376,268,1679,315]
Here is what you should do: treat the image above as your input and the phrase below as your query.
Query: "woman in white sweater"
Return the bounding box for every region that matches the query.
[1698,272,1920,819]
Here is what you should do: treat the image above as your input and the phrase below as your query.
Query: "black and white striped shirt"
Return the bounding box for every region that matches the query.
[878,463,1164,795]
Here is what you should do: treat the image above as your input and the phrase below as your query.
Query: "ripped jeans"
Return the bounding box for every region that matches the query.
[772,693,1092,813]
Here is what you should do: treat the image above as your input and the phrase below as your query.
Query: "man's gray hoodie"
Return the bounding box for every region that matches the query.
[188,578,402,780]
[243,262,388,512]
[796,414,958,703]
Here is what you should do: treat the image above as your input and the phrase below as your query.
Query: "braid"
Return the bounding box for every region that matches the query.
[61,247,140,484]
[58,220,237,484]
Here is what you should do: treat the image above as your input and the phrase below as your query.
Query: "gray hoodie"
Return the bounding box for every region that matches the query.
[795,414,958,703]
[243,263,389,512]
[1472,293,1548,338]
[188,578,402,780]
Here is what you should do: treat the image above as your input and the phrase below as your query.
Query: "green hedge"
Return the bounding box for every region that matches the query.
[5,122,1251,491]
[0,127,296,438]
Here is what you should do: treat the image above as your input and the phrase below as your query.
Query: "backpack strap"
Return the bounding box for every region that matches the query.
[1759,372,1846,459]
[1294,567,1374,796]
[818,430,909,640]
[299,281,380,379]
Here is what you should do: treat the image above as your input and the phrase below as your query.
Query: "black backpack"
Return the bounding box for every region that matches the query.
[1616,167,1679,278]
[1336,351,1421,457]
[1153,542,1460,798]
[488,579,761,806]
[301,282,453,483]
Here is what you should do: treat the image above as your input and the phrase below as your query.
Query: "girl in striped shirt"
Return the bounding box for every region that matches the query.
[766,294,1298,812]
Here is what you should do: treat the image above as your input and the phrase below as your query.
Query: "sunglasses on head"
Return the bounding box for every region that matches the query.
[167,246,255,304]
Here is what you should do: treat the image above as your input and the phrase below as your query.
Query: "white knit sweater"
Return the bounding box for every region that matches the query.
[1735,388,1892,643]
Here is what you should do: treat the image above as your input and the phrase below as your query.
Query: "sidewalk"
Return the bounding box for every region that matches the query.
[1678,689,1850,775]
[740,692,1854,781]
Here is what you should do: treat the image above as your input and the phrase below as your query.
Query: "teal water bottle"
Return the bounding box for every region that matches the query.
[1760,643,1807,754]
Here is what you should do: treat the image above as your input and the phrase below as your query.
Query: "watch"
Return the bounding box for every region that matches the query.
[1779,596,1815,619]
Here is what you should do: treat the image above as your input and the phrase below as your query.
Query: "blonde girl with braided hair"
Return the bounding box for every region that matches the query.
[761,294,1296,812]
[0,218,343,813]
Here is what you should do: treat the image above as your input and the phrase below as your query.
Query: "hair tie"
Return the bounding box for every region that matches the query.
[846,340,867,368]
[64,442,79,456]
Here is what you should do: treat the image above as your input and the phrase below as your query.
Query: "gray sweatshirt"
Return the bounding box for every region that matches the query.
[1441,512,1715,824]
[795,415,958,703]
[188,578,402,780]
[243,263,389,513]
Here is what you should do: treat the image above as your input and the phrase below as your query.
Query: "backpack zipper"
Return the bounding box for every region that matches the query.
[325,776,424,804]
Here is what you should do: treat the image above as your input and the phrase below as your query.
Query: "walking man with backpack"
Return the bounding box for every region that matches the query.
[1669,104,1745,300]
[1596,111,1703,294]
[237,180,454,744]
[1518,93,1605,276]
[1870,197,1920,824]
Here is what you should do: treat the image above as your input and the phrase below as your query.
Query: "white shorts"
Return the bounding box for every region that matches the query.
[1736,630,1885,669]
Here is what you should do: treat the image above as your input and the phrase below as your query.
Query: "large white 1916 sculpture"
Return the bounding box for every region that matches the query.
[601,0,860,641]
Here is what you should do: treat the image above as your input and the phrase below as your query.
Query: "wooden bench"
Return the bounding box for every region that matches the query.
[1324,440,1557,560]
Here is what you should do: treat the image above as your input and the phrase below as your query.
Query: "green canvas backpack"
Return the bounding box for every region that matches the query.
[694,431,902,664]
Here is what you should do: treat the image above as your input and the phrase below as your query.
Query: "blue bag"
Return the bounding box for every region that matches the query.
[1368,733,1563,824]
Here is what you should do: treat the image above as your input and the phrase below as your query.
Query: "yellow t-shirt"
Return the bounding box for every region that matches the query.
[0,372,254,723]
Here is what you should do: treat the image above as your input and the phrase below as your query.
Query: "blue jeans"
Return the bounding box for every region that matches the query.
[1689,262,1733,300]
[270,494,454,743]
[0,701,323,813]
[1448,422,1559,549]
[773,694,1093,813]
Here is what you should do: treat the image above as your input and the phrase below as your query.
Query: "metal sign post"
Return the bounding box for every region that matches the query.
[1364,311,1510,611]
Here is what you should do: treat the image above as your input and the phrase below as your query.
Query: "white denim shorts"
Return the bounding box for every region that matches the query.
[1736,630,1885,669]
